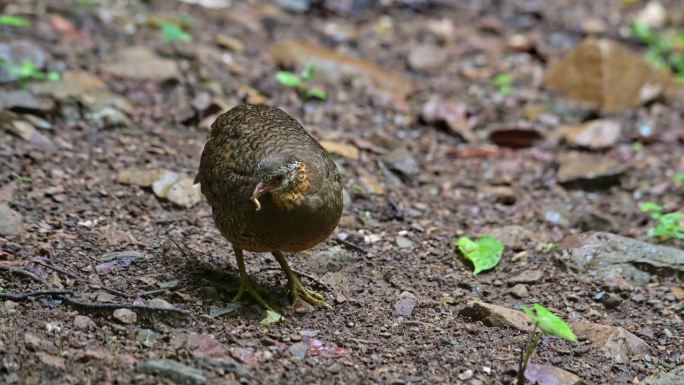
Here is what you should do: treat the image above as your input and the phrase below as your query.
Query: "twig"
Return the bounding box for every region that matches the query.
[34,260,131,299]
[58,295,190,315]
[335,238,368,255]
[256,267,334,294]
[0,289,73,301]
[167,235,193,265]
[0,265,47,285]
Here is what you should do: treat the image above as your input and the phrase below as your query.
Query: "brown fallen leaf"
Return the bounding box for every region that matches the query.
[560,119,621,149]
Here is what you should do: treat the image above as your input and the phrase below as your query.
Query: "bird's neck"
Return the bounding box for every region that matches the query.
[272,163,310,210]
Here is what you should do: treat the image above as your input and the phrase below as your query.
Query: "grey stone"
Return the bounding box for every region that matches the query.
[510,284,528,298]
[395,291,418,317]
[641,365,684,385]
[136,329,157,348]
[558,232,684,286]
[137,359,206,385]
[113,308,137,324]
[288,342,309,359]
[0,205,23,236]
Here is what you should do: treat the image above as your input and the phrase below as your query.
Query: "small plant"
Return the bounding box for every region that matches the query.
[517,304,578,384]
[0,287,5,294]
[491,73,514,95]
[0,15,30,27]
[0,60,60,86]
[11,172,30,182]
[159,21,192,44]
[276,64,328,100]
[456,235,503,274]
[631,22,684,82]
[640,202,684,240]
[260,309,283,326]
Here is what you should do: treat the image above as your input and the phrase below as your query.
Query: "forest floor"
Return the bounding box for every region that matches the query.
[1,0,683,384]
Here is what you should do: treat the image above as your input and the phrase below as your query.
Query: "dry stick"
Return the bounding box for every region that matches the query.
[0,289,73,301]
[256,267,334,295]
[335,238,368,255]
[34,260,131,298]
[1,265,189,316]
[58,295,190,315]
[0,265,47,284]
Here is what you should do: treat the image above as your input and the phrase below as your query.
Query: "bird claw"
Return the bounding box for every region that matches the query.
[233,279,273,311]
[289,278,331,309]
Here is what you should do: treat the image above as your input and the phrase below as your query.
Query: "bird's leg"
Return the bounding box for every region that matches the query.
[272,251,331,309]
[232,247,273,310]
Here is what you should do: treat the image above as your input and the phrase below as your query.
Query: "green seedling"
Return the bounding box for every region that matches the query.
[0,60,60,86]
[11,172,30,182]
[640,202,684,240]
[456,235,503,275]
[490,73,514,95]
[631,22,684,82]
[0,287,5,294]
[517,304,577,384]
[260,309,283,326]
[673,173,684,182]
[0,15,30,27]
[159,21,192,43]
[276,64,328,100]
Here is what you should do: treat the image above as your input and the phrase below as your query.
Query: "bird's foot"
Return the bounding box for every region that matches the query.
[288,275,331,309]
[233,279,274,311]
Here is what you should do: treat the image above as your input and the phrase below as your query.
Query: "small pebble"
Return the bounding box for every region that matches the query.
[113,308,137,324]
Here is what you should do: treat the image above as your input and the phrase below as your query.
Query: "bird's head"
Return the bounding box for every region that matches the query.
[250,154,308,211]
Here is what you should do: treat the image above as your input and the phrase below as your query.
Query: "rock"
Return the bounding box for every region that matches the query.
[0,41,48,83]
[420,97,474,141]
[382,147,420,185]
[187,334,233,361]
[459,300,532,332]
[101,47,180,81]
[557,152,626,190]
[357,168,385,195]
[117,168,201,207]
[288,342,309,359]
[137,359,206,385]
[37,352,65,370]
[544,38,680,113]
[113,308,137,324]
[509,270,543,284]
[306,246,354,275]
[136,329,158,348]
[5,119,55,153]
[148,298,175,310]
[164,177,202,208]
[395,291,418,317]
[276,0,310,12]
[641,365,684,385]
[572,322,650,363]
[0,204,24,236]
[510,284,529,298]
[524,364,582,385]
[215,34,245,53]
[634,1,667,29]
[560,119,621,149]
[30,71,131,113]
[269,40,412,97]
[408,44,447,72]
[73,315,96,331]
[395,236,414,249]
[117,168,164,187]
[0,90,48,112]
[558,232,684,285]
[87,106,132,129]
[319,141,360,160]
[482,225,537,251]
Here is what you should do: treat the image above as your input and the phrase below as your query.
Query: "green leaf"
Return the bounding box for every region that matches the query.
[631,22,655,44]
[259,310,283,326]
[47,71,61,82]
[305,87,327,100]
[0,287,4,294]
[456,235,503,275]
[491,73,512,86]
[522,304,578,343]
[673,173,684,182]
[160,22,192,43]
[301,64,315,81]
[276,71,301,88]
[0,15,30,27]
[640,202,663,214]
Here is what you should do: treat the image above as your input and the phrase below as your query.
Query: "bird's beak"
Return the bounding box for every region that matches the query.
[249,182,271,211]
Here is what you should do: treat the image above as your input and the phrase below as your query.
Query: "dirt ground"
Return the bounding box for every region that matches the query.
[1,0,683,384]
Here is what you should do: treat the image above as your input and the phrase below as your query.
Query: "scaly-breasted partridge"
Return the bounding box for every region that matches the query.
[195,104,343,309]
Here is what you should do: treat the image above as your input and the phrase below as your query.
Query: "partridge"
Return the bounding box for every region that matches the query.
[195,104,343,309]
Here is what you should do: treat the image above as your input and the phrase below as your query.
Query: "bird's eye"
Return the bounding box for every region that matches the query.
[272,174,285,184]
